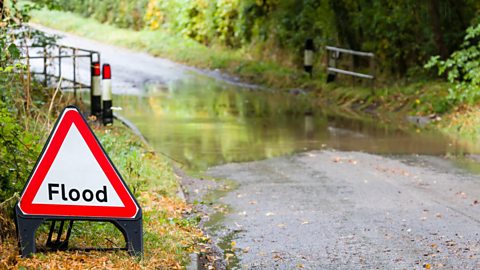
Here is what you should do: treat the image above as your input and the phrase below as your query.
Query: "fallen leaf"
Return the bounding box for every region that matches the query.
[455,191,467,199]
[272,254,283,261]
[225,253,235,260]
[445,240,456,247]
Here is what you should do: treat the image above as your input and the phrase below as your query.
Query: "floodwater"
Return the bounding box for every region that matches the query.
[30,23,472,171]
[111,72,469,170]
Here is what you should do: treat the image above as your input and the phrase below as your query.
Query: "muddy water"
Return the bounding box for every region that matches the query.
[111,72,467,170]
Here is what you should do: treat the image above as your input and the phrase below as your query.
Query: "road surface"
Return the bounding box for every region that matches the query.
[28,24,254,96]
[206,151,480,269]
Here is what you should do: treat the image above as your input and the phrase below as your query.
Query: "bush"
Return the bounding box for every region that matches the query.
[0,0,55,203]
[0,100,41,202]
[51,0,478,77]
[426,22,480,106]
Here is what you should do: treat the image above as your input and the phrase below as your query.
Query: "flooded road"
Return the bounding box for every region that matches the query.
[115,74,480,269]
[113,75,466,170]
[111,63,480,269]
[37,25,480,269]
[32,24,470,170]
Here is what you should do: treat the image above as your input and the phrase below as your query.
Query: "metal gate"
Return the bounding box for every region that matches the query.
[19,42,100,100]
[325,46,375,85]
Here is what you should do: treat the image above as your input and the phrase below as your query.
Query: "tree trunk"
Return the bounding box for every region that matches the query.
[448,0,467,30]
[329,0,359,50]
[0,0,4,20]
[428,0,448,59]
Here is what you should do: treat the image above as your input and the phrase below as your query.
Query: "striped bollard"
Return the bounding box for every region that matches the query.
[304,38,314,77]
[91,62,102,118]
[102,64,113,126]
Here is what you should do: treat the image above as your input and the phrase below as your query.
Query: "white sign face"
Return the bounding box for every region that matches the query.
[32,123,123,206]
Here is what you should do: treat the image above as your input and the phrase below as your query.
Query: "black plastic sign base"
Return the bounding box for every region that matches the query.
[14,205,143,257]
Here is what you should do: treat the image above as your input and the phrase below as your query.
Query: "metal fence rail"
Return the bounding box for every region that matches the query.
[19,43,100,99]
[325,46,375,83]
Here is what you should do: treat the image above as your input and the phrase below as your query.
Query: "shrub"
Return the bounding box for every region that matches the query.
[0,100,41,202]
[426,22,480,106]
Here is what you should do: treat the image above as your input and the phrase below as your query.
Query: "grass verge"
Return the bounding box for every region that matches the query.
[31,9,302,89]
[1,121,207,269]
[437,106,480,147]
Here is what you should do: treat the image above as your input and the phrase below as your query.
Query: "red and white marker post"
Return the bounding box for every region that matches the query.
[102,64,113,126]
[90,62,102,117]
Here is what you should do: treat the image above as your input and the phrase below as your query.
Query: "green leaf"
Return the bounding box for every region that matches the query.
[7,44,20,59]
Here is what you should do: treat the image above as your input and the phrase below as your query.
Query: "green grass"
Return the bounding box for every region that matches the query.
[438,106,480,143]
[31,9,301,90]
[95,123,178,196]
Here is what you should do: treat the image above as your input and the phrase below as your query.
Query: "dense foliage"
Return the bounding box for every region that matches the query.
[0,0,55,203]
[0,100,39,203]
[53,0,478,76]
[426,22,480,107]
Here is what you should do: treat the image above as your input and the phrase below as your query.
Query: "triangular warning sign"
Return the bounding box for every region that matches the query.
[19,106,139,219]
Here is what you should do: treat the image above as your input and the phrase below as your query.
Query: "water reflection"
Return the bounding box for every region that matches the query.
[114,73,464,170]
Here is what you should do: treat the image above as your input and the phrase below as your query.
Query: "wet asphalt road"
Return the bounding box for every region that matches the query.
[29,24,253,96]
[207,151,480,269]
[29,23,188,95]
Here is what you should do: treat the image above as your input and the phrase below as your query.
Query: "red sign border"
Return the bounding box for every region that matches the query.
[19,107,139,218]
